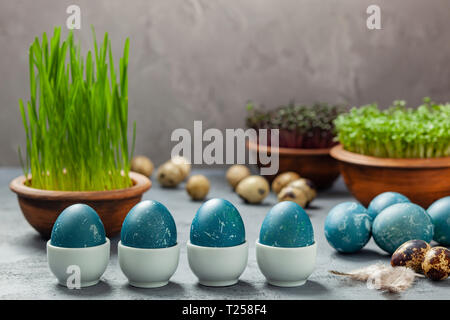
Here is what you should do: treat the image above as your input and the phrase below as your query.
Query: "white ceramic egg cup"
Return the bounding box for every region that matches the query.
[118,241,180,288]
[256,241,316,287]
[187,240,248,287]
[47,238,110,288]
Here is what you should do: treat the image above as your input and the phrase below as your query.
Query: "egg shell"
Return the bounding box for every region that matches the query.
[372,203,434,254]
[131,155,154,177]
[271,172,301,194]
[367,192,410,220]
[190,198,245,247]
[226,165,251,189]
[236,175,270,204]
[259,201,314,248]
[50,204,106,248]
[427,196,450,246]
[157,161,183,187]
[121,200,177,249]
[324,202,372,253]
[421,246,450,281]
[186,175,210,201]
[390,239,431,273]
[277,186,308,208]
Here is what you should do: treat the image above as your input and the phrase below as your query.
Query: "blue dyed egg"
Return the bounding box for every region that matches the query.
[50,204,106,248]
[427,196,450,246]
[367,192,410,220]
[190,198,245,247]
[372,203,434,254]
[121,200,177,249]
[324,202,372,253]
[260,201,314,248]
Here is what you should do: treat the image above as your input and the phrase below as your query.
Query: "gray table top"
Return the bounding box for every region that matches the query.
[0,168,448,300]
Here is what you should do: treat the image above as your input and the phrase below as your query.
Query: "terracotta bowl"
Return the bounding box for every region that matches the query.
[330,144,450,208]
[9,172,151,239]
[247,141,340,189]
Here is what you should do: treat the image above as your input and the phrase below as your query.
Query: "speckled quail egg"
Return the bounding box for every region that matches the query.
[287,178,317,205]
[226,165,251,189]
[186,175,210,201]
[236,175,270,204]
[157,161,184,187]
[390,240,431,273]
[271,172,300,194]
[277,186,308,208]
[170,156,191,181]
[131,155,154,177]
[421,246,450,281]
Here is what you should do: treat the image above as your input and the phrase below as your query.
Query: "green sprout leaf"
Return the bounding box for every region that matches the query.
[18,26,135,191]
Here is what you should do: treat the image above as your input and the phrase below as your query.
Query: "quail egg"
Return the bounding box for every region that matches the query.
[157,161,184,187]
[226,165,251,189]
[236,175,270,204]
[131,155,154,177]
[186,175,210,201]
[271,172,300,194]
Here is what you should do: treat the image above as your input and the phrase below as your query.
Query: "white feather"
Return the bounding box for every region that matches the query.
[330,263,422,293]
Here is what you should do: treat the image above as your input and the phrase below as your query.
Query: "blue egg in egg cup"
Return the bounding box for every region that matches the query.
[187,198,248,287]
[118,200,180,288]
[256,201,316,287]
[46,204,110,288]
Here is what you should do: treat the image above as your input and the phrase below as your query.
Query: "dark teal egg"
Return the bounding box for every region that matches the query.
[50,204,106,248]
[427,196,450,246]
[190,198,245,247]
[260,201,314,248]
[324,202,371,253]
[367,192,410,220]
[372,203,434,254]
[121,200,177,249]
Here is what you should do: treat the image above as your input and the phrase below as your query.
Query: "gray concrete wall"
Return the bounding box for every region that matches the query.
[1,0,450,166]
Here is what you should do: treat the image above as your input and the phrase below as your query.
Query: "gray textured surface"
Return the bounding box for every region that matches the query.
[0,168,448,300]
[2,0,450,166]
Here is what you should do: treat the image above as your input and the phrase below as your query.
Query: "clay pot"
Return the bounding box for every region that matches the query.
[330,144,450,208]
[247,141,340,189]
[9,172,151,239]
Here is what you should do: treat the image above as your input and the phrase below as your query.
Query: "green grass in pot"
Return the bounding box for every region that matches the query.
[246,101,346,148]
[18,26,136,191]
[334,98,450,158]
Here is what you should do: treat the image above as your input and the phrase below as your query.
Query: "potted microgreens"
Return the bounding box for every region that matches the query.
[9,27,151,238]
[330,98,450,207]
[246,102,347,188]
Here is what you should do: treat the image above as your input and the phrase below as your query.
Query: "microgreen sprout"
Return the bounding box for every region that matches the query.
[334,98,450,158]
[246,102,346,148]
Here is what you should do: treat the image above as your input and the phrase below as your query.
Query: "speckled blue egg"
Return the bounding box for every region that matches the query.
[121,200,177,249]
[372,203,434,254]
[427,196,450,246]
[50,204,106,248]
[367,192,410,220]
[190,198,245,247]
[324,202,372,253]
[259,201,314,248]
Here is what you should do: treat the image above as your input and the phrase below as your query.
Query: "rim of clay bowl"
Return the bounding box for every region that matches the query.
[247,140,332,155]
[330,144,450,169]
[9,171,151,201]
